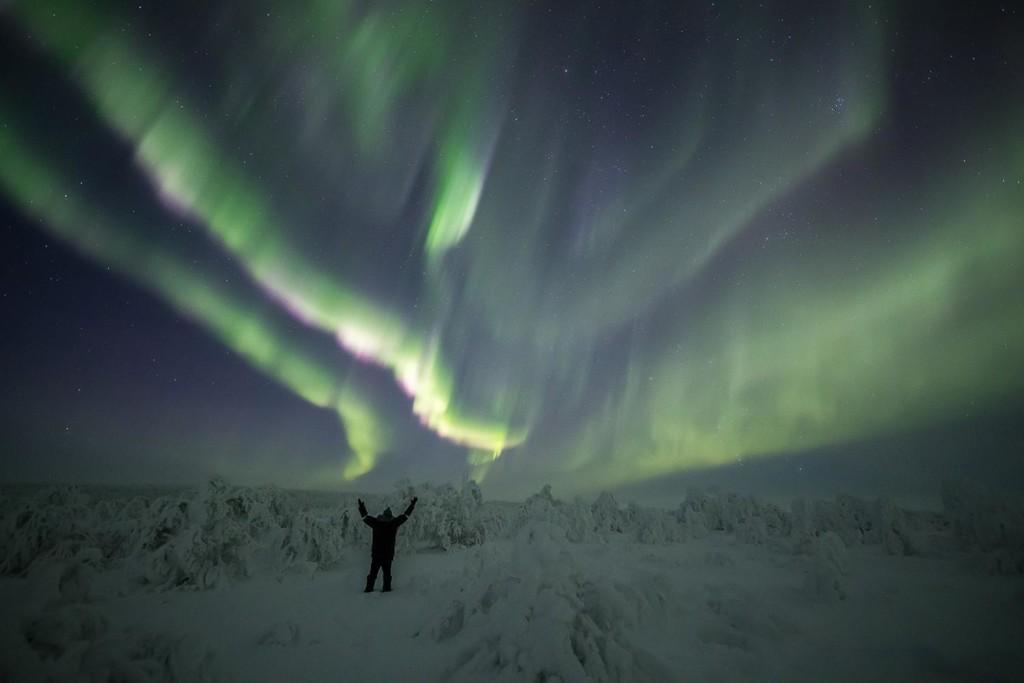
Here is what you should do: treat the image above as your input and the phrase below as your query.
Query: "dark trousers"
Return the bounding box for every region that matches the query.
[366,555,393,590]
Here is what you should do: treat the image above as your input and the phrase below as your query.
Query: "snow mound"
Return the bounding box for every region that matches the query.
[5,604,222,683]
[697,582,798,658]
[257,621,302,647]
[424,523,681,682]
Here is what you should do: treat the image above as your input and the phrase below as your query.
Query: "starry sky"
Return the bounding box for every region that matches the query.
[1,0,1022,503]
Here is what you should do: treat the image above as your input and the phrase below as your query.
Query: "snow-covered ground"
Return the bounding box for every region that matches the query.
[1,479,1022,681]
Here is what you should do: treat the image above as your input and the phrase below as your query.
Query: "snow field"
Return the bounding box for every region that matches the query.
[1,479,1022,681]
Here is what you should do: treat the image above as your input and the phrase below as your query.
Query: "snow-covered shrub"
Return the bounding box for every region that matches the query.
[790,498,811,538]
[942,481,1024,553]
[509,484,580,542]
[479,502,518,541]
[625,502,686,544]
[940,481,1024,573]
[561,497,599,543]
[799,495,880,547]
[872,499,950,557]
[718,492,752,532]
[683,507,709,539]
[677,489,789,544]
[808,499,844,539]
[0,486,100,576]
[876,498,905,555]
[388,480,487,552]
[182,479,292,586]
[804,531,848,602]
[591,492,682,543]
[835,495,880,545]
[506,485,687,546]
[591,491,627,536]
[137,497,191,554]
[282,509,350,570]
[761,501,793,538]
[734,515,767,545]
[682,488,726,531]
[139,478,344,589]
[435,480,487,548]
[790,494,944,555]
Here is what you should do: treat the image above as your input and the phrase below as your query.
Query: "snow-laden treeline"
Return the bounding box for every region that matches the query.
[2,478,1021,591]
[0,477,501,589]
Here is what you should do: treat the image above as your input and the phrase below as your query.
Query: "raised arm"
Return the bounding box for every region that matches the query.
[395,497,417,526]
[358,498,377,527]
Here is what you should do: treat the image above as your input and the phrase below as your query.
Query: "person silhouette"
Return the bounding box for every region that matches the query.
[358,497,417,592]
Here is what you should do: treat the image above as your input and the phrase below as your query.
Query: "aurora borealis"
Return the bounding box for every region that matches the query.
[1,1,1022,499]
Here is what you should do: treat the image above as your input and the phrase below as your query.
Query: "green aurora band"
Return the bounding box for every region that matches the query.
[552,131,1024,493]
[6,0,521,468]
[0,1,1021,492]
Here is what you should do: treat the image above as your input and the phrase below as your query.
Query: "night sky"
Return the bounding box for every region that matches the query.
[1,1,1022,503]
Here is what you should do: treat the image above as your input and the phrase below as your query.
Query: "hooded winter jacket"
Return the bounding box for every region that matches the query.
[361,501,416,559]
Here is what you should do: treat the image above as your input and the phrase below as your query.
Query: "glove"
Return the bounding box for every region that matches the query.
[358,498,367,516]
[404,497,417,516]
